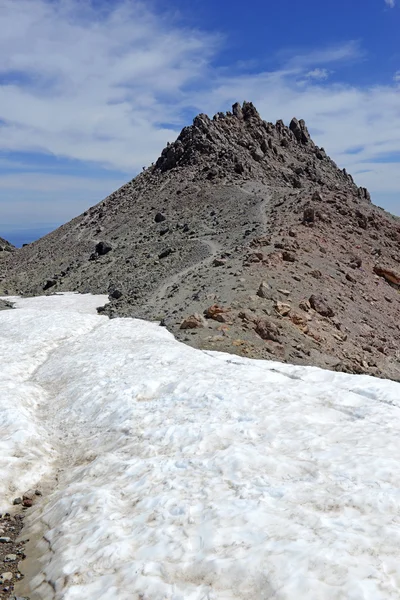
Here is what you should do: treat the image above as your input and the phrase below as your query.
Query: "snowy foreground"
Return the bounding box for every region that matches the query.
[1,294,400,600]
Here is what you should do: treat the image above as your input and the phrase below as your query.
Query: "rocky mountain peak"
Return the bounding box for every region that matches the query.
[154,102,369,205]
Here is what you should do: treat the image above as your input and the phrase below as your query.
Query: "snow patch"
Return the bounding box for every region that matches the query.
[1,294,400,599]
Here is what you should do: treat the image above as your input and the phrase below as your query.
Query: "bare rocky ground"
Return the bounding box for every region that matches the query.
[0,505,31,600]
[1,102,400,380]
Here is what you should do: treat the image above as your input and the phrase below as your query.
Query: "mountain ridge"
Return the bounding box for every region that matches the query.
[1,101,400,380]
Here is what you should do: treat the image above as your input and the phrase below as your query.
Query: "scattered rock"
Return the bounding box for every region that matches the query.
[43,279,56,291]
[109,289,123,300]
[290,313,309,333]
[204,305,230,322]
[310,270,322,279]
[159,248,174,260]
[349,256,362,269]
[256,281,270,298]
[303,207,315,224]
[213,258,226,267]
[275,301,291,316]
[95,241,112,256]
[282,251,296,262]
[154,212,166,223]
[299,300,311,312]
[309,295,335,317]
[312,191,323,202]
[180,314,206,329]
[238,310,256,323]
[254,318,281,342]
[4,555,17,563]
[373,265,400,288]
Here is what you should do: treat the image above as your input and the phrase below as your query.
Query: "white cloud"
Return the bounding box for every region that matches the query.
[305,68,330,80]
[394,71,400,82]
[385,0,395,7]
[0,0,219,171]
[0,1,399,226]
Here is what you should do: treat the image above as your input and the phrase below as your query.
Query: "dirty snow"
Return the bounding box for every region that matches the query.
[1,293,400,599]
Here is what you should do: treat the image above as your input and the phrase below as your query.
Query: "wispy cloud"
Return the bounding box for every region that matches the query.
[385,0,395,8]
[0,0,219,171]
[0,0,400,227]
[394,71,400,82]
[283,41,363,70]
[305,68,330,80]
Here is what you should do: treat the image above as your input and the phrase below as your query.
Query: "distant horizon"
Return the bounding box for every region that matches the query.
[2,224,61,248]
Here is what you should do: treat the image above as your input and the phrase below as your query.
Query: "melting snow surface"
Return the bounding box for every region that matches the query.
[1,293,400,599]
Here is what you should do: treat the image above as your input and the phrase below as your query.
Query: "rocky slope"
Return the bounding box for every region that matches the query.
[1,102,400,380]
[0,238,15,253]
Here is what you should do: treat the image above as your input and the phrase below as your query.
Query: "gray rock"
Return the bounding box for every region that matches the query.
[256,281,270,299]
[309,295,335,318]
[4,554,17,562]
[154,212,166,223]
[95,241,112,256]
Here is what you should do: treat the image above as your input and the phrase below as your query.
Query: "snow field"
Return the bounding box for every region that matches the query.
[1,294,400,599]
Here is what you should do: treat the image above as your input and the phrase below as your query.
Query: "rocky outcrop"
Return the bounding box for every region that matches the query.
[289,118,312,145]
[0,237,15,252]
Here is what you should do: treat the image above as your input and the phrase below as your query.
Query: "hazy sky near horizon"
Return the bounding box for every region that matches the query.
[1,0,400,244]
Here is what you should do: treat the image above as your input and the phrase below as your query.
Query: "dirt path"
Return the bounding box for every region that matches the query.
[154,238,222,302]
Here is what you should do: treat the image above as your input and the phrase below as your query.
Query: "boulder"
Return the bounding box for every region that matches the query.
[303,207,315,224]
[254,318,280,342]
[204,304,230,322]
[95,241,112,256]
[282,251,296,262]
[213,257,226,267]
[159,248,174,259]
[180,314,206,329]
[309,295,335,317]
[373,265,400,288]
[43,279,56,291]
[256,281,270,298]
[275,301,291,316]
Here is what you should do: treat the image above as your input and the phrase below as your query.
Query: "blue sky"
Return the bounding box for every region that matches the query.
[1,0,400,246]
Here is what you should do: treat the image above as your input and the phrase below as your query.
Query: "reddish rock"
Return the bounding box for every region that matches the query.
[373,265,400,288]
[180,314,206,329]
[204,304,231,322]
